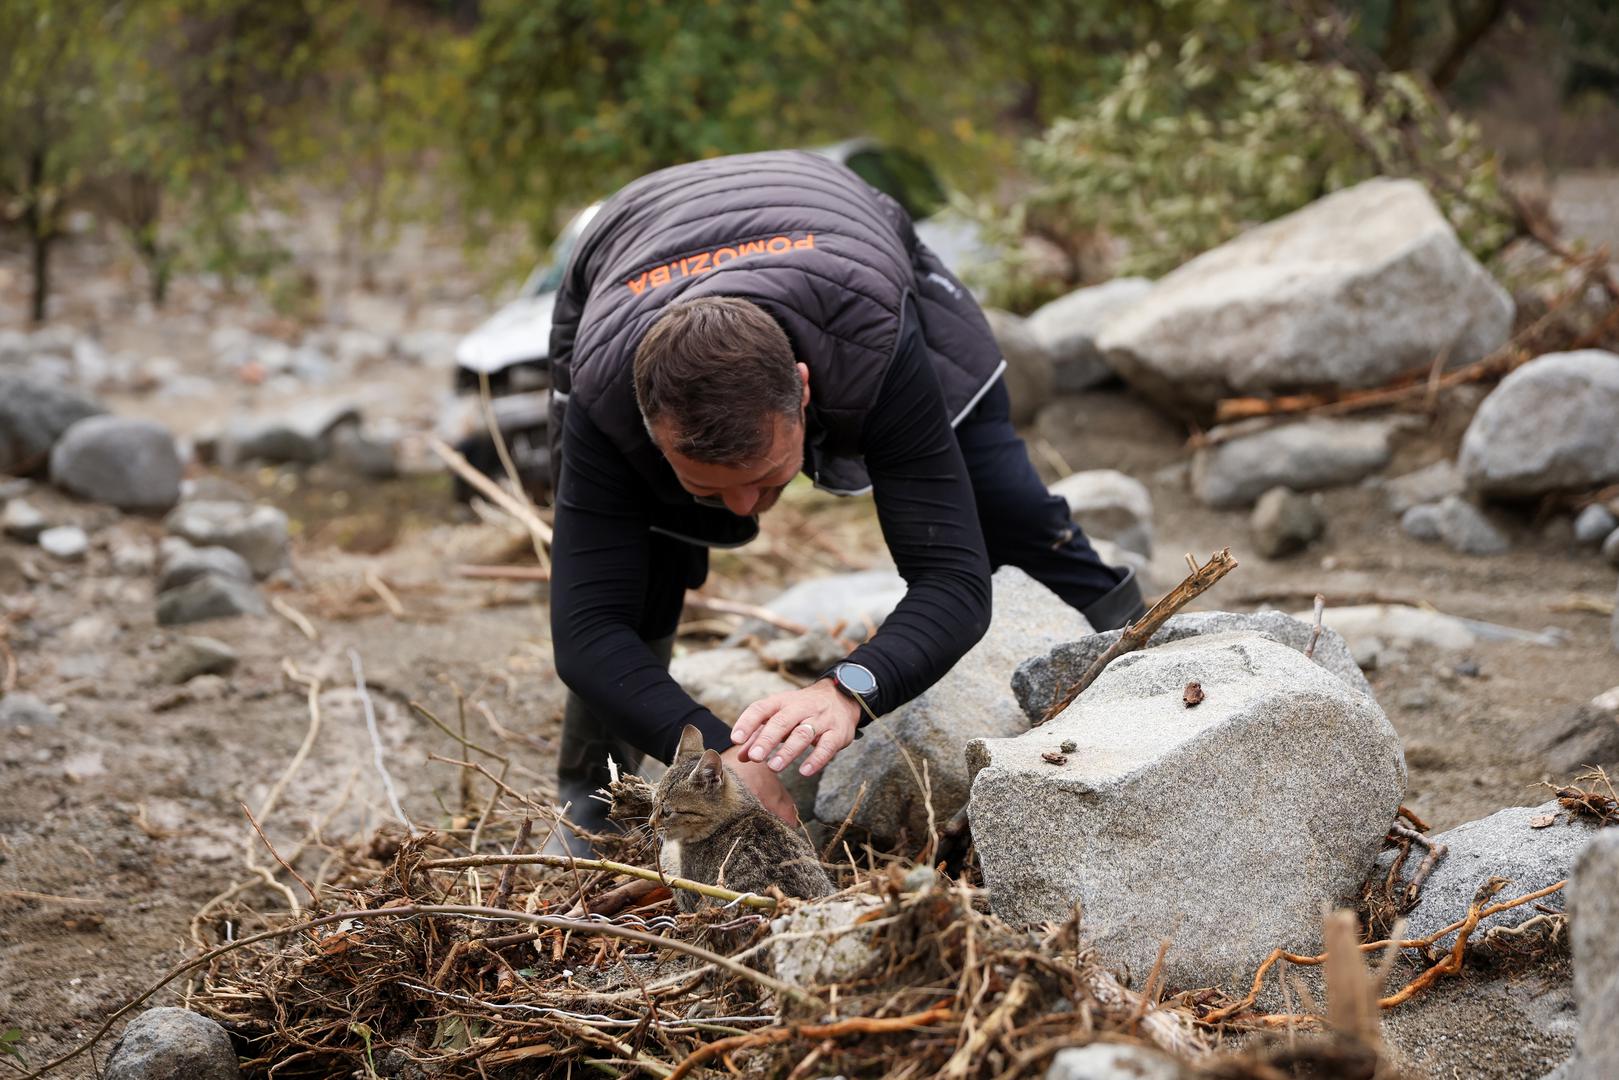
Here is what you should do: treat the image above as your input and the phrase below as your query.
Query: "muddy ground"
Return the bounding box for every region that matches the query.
[2,179,1617,1078]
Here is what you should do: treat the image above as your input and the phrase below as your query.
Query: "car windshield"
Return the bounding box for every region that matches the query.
[519,208,597,297]
[843,147,948,221]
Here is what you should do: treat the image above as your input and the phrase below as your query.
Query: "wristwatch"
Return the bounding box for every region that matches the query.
[820,661,879,720]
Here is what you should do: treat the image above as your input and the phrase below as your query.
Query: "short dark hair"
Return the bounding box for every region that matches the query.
[633,296,801,465]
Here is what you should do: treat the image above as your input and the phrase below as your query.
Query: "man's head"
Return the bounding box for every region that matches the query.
[634,297,809,517]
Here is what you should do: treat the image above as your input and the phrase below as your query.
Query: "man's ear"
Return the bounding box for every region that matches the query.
[796,362,810,409]
[693,749,727,789]
[676,724,705,761]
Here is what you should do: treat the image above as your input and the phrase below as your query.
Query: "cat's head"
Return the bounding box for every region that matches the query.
[650,724,751,842]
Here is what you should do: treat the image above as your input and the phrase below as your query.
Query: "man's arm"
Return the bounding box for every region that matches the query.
[732,301,994,774]
[548,402,736,763]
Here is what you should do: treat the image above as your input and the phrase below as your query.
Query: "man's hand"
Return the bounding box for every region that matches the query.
[731,679,862,779]
[720,746,801,825]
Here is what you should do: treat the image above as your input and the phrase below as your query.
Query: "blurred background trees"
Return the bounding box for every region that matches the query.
[1,0,1614,321]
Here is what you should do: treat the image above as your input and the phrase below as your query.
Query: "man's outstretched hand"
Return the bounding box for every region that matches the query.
[731,679,862,779]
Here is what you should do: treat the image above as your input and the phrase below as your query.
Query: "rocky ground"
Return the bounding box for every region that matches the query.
[2,175,1618,1079]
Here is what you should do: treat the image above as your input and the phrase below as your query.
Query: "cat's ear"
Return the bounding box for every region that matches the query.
[693,749,727,789]
[676,724,705,760]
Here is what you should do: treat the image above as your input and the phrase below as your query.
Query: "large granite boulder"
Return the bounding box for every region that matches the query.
[969,633,1405,991]
[1011,609,1374,724]
[1027,277,1152,392]
[1096,178,1513,413]
[984,309,1055,426]
[0,374,105,475]
[1191,418,1397,508]
[1460,350,1619,498]
[1049,469,1153,557]
[814,567,1094,845]
[49,415,183,512]
[1570,830,1619,1079]
[1375,801,1603,948]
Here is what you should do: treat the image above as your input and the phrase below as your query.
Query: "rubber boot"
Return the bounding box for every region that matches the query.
[1081,564,1149,632]
[542,636,671,857]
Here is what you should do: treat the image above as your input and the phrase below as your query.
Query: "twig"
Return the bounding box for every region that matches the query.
[479,370,548,571]
[364,569,405,618]
[20,902,824,1079]
[685,595,811,637]
[664,1003,956,1080]
[418,853,778,910]
[1303,594,1325,660]
[1388,824,1448,904]
[428,436,554,549]
[941,975,1033,1079]
[454,563,550,582]
[1039,549,1239,724]
[349,648,413,835]
[1396,805,1431,832]
[269,596,319,641]
[239,802,318,911]
[0,889,105,906]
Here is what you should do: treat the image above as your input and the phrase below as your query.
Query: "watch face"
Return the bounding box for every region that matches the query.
[838,663,877,696]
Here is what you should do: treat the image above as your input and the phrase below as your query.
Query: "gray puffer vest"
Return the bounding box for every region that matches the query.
[548,150,1004,546]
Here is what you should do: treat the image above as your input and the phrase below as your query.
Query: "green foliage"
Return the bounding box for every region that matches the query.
[968,27,1516,310]
[0,1026,27,1066]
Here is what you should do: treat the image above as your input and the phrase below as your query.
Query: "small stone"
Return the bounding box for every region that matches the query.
[109,534,156,576]
[1384,460,1466,515]
[37,525,88,561]
[1060,739,1077,753]
[768,895,885,988]
[1454,659,1482,678]
[48,415,183,512]
[157,636,240,684]
[1575,504,1619,545]
[1400,496,1509,555]
[1602,527,1619,568]
[759,630,846,673]
[1046,1044,1186,1080]
[186,674,230,701]
[0,693,57,729]
[156,574,266,626]
[2,498,48,541]
[164,501,290,578]
[1191,418,1397,508]
[1249,486,1325,558]
[158,542,254,592]
[1183,681,1205,706]
[1460,349,1619,497]
[105,1006,242,1080]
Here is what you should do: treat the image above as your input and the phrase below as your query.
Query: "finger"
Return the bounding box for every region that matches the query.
[767,717,822,772]
[798,727,850,778]
[745,706,812,763]
[731,695,784,745]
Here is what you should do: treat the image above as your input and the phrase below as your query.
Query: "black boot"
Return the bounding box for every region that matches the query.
[542,636,670,857]
[1082,564,1149,632]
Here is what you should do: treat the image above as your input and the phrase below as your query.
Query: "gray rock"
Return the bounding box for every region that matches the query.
[1613,582,1618,653]
[1046,1044,1186,1080]
[1249,486,1325,558]
[164,501,290,578]
[37,525,88,561]
[670,646,819,821]
[330,422,400,478]
[1460,350,1619,497]
[1096,178,1512,412]
[1374,801,1600,948]
[757,569,907,641]
[768,895,886,988]
[221,400,361,465]
[984,308,1055,427]
[1026,277,1152,392]
[1400,495,1510,555]
[1191,418,1397,508]
[1012,610,1375,724]
[815,567,1094,845]
[1602,528,1619,568]
[1299,603,1567,654]
[2,498,49,541]
[48,415,182,512]
[760,630,846,673]
[157,636,240,685]
[1571,831,1619,1080]
[970,634,1406,991]
[1049,469,1153,557]
[1530,696,1619,776]
[0,693,56,729]
[105,1006,241,1080]
[109,533,156,576]
[0,374,105,475]
[156,574,266,626]
[1574,504,1619,545]
[158,542,254,592]
[1385,459,1467,515]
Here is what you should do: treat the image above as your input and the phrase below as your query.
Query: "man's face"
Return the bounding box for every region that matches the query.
[653,363,810,518]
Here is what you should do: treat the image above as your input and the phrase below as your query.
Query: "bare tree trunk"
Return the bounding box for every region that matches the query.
[1381,0,1417,70]
[25,147,50,325]
[1430,0,1509,91]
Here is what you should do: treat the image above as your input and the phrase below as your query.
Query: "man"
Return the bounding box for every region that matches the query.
[545,150,1143,850]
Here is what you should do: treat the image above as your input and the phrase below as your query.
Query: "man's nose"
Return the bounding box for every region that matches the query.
[722,488,759,516]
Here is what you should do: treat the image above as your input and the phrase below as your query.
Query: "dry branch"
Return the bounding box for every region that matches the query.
[1038,549,1239,724]
[428,435,554,550]
[664,1003,957,1080]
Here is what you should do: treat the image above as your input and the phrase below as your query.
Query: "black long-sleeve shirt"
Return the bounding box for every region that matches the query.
[549,311,992,763]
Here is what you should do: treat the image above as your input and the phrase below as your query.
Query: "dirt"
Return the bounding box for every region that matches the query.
[3,182,1618,1078]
